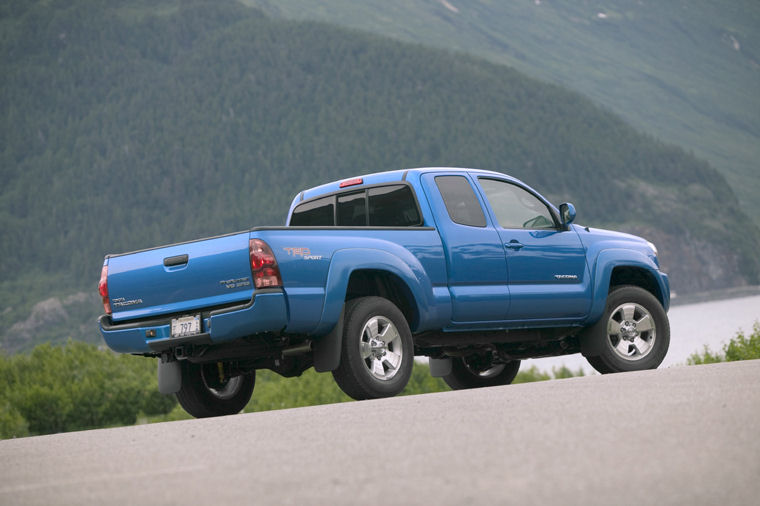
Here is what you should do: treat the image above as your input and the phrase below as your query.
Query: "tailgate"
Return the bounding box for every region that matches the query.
[106,232,253,322]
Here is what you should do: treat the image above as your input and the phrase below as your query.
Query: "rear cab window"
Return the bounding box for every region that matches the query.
[337,192,366,226]
[290,183,422,227]
[290,196,335,226]
[368,185,420,226]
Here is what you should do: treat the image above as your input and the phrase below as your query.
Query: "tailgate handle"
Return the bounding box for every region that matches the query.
[164,254,189,267]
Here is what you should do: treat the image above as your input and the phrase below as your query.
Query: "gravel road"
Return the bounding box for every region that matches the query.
[2,360,758,506]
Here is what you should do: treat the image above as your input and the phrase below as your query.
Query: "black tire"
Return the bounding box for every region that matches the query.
[176,361,255,418]
[585,285,670,374]
[443,356,521,390]
[332,296,414,400]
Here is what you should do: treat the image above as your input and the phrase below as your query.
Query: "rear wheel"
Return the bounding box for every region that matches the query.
[443,355,521,390]
[176,361,255,418]
[332,297,414,400]
[586,285,669,374]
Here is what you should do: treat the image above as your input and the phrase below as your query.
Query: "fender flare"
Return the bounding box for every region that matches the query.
[311,247,440,372]
[586,249,665,324]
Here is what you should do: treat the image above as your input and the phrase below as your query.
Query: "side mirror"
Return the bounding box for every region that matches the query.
[559,203,576,228]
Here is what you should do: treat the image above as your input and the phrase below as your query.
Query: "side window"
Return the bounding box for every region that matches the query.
[478,178,556,230]
[290,196,334,226]
[337,191,367,226]
[435,176,487,227]
[368,185,420,226]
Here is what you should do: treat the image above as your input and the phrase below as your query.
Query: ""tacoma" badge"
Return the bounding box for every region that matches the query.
[112,297,143,308]
[219,277,251,289]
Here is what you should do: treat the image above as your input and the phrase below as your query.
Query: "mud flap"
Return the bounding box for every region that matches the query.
[428,357,452,377]
[579,324,606,358]
[158,356,181,394]
[313,307,344,372]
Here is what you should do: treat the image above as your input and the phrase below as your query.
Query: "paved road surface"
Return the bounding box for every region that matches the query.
[2,360,759,505]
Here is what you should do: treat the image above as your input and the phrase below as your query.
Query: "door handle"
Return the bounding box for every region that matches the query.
[505,241,524,250]
[164,254,189,267]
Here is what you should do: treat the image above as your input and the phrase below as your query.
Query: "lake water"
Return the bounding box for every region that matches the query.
[524,294,760,374]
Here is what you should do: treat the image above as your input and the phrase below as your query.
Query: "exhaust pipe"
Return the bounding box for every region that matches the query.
[281,341,312,357]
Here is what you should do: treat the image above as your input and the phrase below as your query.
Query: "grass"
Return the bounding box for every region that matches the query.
[687,321,760,364]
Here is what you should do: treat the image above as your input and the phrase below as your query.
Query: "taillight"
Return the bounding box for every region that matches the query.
[99,264,111,315]
[249,239,282,289]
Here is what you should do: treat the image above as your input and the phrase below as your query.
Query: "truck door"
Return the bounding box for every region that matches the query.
[474,176,591,322]
[421,173,510,324]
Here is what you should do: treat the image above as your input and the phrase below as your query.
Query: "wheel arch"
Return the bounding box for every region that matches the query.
[586,249,670,325]
[610,266,664,305]
[312,248,437,373]
[314,248,436,336]
[345,269,419,330]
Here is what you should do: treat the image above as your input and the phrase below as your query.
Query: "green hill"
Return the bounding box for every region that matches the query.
[1,0,758,352]
[246,0,760,224]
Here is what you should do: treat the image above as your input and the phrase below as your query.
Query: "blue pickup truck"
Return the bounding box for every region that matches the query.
[99,168,670,417]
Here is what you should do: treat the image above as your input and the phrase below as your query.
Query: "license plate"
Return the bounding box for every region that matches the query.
[171,314,201,338]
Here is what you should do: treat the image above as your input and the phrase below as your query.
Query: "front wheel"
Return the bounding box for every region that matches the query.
[585,285,670,374]
[176,361,255,418]
[443,355,521,390]
[332,297,414,400]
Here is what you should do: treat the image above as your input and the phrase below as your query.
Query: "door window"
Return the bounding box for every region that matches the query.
[479,179,556,230]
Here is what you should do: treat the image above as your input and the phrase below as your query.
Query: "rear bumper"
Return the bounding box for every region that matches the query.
[99,291,288,354]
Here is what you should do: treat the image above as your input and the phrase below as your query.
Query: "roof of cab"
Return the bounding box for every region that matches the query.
[297,167,520,203]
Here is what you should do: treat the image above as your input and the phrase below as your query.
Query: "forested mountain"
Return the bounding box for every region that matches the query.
[1,0,758,352]
[246,0,760,225]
